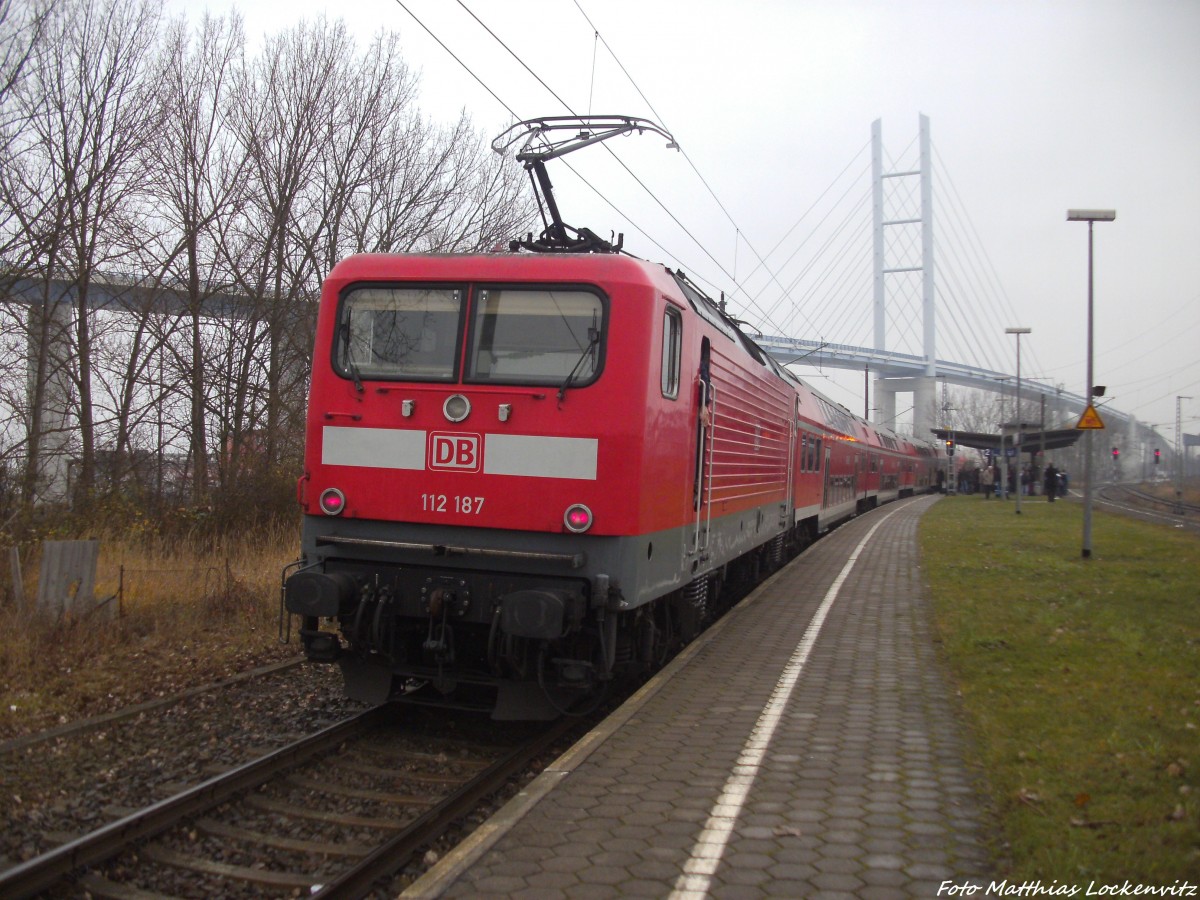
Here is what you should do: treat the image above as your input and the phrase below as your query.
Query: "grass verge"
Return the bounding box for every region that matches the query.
[920,494,1200,880]
[0,521,300,739]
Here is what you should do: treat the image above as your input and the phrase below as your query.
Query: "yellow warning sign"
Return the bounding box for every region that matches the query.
[1076,404,1106,430]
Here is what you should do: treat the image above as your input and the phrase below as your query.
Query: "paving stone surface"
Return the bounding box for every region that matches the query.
[407,495,993,898]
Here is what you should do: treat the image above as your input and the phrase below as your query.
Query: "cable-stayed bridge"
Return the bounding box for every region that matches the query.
[715,115,1141,447]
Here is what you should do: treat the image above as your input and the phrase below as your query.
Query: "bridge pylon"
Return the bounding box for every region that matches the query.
[870,114,938,438]
[25,298,75,504]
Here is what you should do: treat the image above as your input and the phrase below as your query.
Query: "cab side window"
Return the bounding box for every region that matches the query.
[661,306,683,398]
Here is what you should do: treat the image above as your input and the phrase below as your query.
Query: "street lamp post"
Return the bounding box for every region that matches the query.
[995,377,1010,500]
[1006,327,1032,514]
[1178,396,1192,514]
[1067,209,1116,559]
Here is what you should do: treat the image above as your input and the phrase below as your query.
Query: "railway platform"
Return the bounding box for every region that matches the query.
[404,493,993,898]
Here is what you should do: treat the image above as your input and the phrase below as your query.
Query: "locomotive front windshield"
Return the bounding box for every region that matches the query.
[334,284,605,387]
[337,287,463,381]
[467,288,603,386]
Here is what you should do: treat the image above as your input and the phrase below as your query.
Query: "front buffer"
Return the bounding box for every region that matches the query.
[284,517,624,720]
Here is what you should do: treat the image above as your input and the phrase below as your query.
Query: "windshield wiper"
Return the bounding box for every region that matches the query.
[557,327,600,402]
[340,321,364,393]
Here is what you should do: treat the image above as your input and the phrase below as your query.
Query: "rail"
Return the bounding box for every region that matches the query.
[312,715,579,898]
[0,706,392,899]
[0,706,580,899]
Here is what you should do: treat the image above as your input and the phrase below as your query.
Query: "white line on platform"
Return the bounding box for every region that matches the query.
[669,507,902,900]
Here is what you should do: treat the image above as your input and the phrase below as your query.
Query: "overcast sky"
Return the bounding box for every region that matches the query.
[173,0,1200,442]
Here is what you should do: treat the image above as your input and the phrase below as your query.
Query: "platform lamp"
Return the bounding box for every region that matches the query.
[1178,396,1192,514]
[1067,208,1116,559]
[1005,327,1031,515]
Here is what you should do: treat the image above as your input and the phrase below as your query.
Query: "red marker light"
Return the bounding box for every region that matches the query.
[319,488,346,515]
[563,503,593,533]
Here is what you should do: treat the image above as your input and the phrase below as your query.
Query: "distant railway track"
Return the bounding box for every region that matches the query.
[1096,483,1200,532]
[0,705,580,898]
[0,657,305,755]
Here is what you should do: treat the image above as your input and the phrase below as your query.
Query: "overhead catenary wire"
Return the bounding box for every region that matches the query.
[388,0,520,121]
[587,28,598,116]
[394,0,1081,423]
[776,191,874,343]
[392,0,697,277]
[569,0,818,331]
[397,0,932,371]
[449,0,786,329]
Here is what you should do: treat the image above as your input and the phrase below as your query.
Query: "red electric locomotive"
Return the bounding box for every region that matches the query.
[282,117,944,718]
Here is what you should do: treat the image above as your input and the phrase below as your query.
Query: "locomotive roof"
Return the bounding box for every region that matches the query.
[327,251,677,288]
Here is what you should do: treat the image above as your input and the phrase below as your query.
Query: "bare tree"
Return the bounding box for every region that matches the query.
[89,288,177,494]
[340,110,456,254]
[10,0,163,507]
[0,0,55,512]
[146,11,249,503]
[226,16,354,477]
[1,6,537,522]
[431,118,537,253]
[333,108,534,258]
[298,29,419,275]
[946,387,1003,434]
[0,0,51,122]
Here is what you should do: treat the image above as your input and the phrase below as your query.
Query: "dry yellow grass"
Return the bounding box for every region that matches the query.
[1141,477,1200,505]
[1,520,303,740]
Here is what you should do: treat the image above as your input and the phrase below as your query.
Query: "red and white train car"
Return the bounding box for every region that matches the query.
[284,252,942,717]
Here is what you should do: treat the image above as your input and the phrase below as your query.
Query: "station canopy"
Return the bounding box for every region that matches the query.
[929,428,1083,453]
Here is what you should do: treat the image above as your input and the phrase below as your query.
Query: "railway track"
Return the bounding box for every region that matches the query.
[0,657,305,756]
[1108,483,1200,514]
[1096,483,1200,532]
[1,704,580,898]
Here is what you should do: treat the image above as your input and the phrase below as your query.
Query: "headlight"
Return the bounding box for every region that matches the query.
[443,394,471,422]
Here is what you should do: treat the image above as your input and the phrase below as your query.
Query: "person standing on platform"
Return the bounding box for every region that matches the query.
[1044,464,1059,502]
[981,463,994,499]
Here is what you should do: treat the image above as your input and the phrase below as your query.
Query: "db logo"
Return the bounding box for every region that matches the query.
[428,432,482,472]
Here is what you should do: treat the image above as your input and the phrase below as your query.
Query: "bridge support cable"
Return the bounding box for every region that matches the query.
[775,193,875,345]
[932,149,1034,376]
[758,154,874,337]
